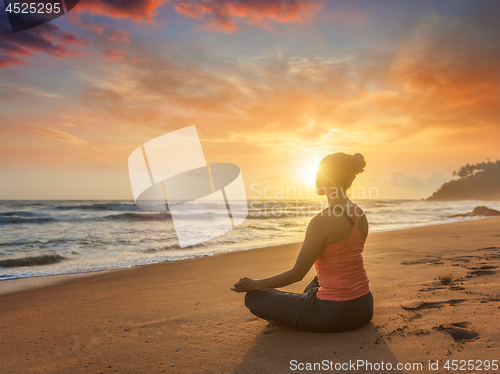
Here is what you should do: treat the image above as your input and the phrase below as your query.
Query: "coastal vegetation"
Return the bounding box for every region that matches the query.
[427,160,500,201]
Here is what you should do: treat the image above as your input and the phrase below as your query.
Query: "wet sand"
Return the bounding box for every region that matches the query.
[1,217,499,373]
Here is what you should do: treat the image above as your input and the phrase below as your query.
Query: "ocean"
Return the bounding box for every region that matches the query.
[1,199,498,281]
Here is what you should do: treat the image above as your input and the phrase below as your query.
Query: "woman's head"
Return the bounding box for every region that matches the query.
[316,152,366,195]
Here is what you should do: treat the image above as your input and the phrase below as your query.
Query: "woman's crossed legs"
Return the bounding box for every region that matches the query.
[244,275,373,333]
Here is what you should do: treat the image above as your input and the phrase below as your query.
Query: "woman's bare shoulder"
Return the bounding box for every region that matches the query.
[312,208,347,228]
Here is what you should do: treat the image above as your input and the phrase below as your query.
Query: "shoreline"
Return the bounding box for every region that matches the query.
[0,215,497,296]
[1,217,499,373]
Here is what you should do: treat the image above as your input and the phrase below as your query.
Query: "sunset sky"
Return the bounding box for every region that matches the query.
[0,0,499,200]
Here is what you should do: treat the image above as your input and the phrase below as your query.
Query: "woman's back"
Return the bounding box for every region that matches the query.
[314,204,370,301]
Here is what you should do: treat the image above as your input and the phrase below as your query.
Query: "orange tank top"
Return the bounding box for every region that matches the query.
[314,205,370,301]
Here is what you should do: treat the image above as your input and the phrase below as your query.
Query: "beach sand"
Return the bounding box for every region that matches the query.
[1,218,499,373]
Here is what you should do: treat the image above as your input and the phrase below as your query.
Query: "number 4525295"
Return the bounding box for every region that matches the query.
[5,2,62,14]
[444,360,498,371]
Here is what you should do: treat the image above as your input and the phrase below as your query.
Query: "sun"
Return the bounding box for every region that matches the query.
[297,158,320,186]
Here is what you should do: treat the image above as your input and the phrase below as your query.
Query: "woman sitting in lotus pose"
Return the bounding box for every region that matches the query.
[231,152,373,333]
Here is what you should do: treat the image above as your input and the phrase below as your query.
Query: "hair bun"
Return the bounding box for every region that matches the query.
[349,153,366,174]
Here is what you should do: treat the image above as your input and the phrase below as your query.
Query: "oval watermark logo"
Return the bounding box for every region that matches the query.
[128,126,248,248]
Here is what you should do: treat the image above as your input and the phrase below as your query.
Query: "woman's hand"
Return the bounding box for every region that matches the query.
[231,277,258,292]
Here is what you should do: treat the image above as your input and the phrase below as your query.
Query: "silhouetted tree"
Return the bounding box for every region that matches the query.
[452,159,499,179]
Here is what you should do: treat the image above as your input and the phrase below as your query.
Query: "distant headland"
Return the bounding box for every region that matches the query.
[426,160,500,201]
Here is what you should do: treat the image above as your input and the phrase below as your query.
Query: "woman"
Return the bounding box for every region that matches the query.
[231,152,373,333]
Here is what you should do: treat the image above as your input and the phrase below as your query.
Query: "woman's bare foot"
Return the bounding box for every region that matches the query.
[266,320,284,327]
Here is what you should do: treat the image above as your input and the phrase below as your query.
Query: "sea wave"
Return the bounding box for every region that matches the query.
[103,210,253,221]
[138,242,208,253]
[0,211,40,217]
[246,212,314,219]
[0,209,315,225]
[50,203,141,212]
[103,212,172,221]
[0,216,54,225]
[0,253,66,268]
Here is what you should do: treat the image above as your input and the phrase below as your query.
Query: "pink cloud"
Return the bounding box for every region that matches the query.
[103,48,127,60]
[69,14,130,43]
[0,13,88,68]
[68,13,105,34]
[174,0,320,32]
[109,30,130,43]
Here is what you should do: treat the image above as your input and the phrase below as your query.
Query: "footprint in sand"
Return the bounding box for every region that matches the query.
[477,246,500,251]
[401,299,467,310]
[434,322,480,343]
[418,276,466,292]
[402,296,500,311]
[476,247,500,260]
[401,259,443,266]
[466,266,498,277]
[448,285,466,290]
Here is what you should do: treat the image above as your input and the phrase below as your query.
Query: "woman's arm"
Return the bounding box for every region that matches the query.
[231,215,328,292]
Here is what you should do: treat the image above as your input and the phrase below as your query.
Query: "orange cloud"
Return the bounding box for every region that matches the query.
[174,0,320,32]
[373,14,500,135]
[32,127,87,146]
[76,0,168,23]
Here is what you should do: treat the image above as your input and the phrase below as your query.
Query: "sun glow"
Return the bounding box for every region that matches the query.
[296,158,320,186]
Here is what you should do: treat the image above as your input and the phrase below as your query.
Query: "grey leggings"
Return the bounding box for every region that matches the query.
[244,276,373,333]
